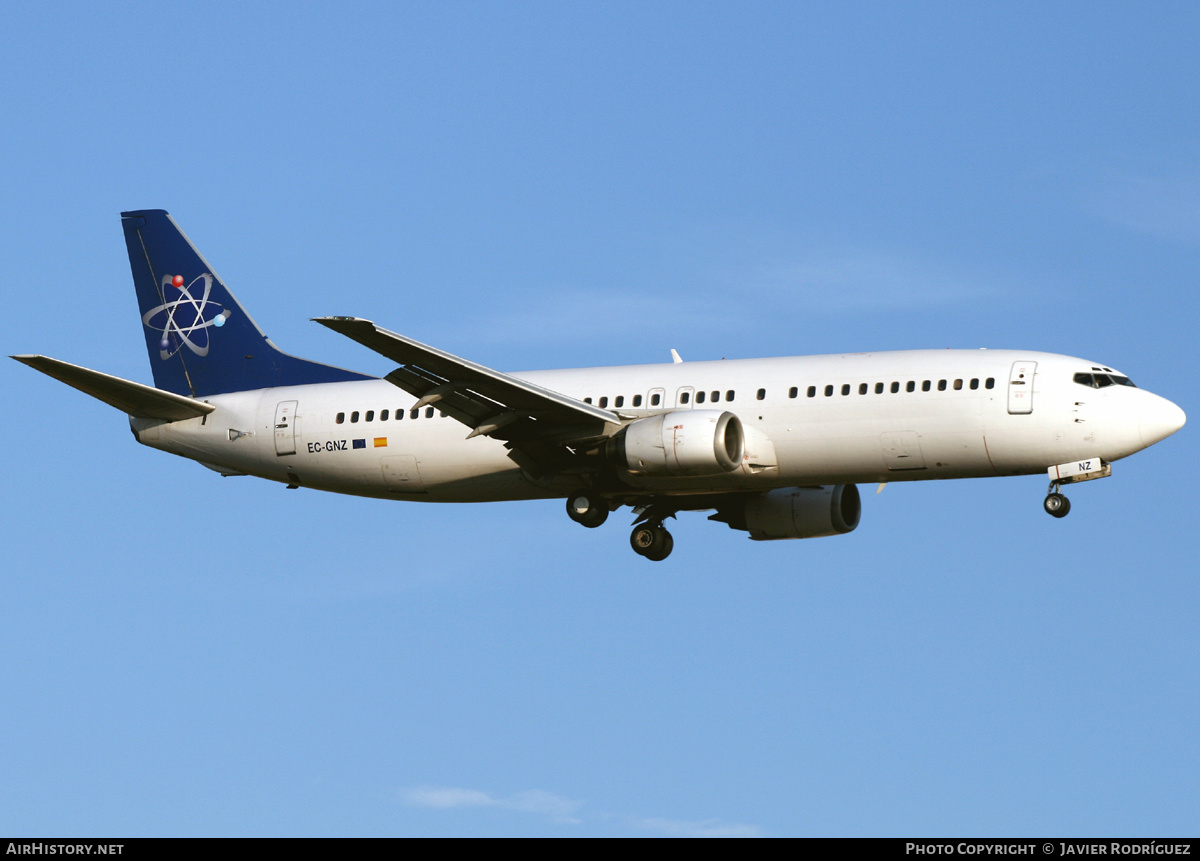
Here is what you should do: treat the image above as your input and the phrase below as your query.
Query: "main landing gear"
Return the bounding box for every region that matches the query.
[565,491,609,528]
[566,490,676,560]
[630,521,674,562]
[1043,482,1071,518]
[628,504,676,561]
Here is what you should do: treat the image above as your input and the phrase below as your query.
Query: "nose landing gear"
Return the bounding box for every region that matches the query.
[1042,458,1110,519]
[1043,487,1071,518]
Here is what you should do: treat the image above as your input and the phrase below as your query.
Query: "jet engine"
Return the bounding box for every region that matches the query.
[712,485,861,540]
[608,410,745,476]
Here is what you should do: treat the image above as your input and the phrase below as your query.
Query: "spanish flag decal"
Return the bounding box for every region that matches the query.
[374,437,388,448]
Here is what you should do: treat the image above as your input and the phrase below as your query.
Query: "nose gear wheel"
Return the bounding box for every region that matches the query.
[1044,492,1070,518]
[1043,480,1071,518]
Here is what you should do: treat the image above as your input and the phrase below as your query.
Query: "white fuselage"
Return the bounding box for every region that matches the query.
[132,349,1183,502]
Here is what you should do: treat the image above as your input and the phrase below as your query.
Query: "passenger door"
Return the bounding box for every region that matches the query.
[1007,361,1037,415]
[274,400,298,456]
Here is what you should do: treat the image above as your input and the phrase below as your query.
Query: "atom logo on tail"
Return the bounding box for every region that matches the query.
[142,273,232,359]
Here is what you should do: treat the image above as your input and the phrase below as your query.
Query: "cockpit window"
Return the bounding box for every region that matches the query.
[1074,372,1137,389]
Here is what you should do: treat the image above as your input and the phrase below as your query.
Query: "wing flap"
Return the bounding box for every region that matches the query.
[13,355,216,421]
[314,317,619,445]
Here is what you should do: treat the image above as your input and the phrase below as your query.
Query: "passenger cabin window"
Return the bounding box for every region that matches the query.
[906,381,915,392]
[970,378,979,390]
[985,378,995,389]
[937,380,946,391]
[380,410,389,421]
[807,386,816,398]
[395,409,403,420]
[651,393,661,406]
[711,391,719,402]
[366,410,374,421]
[841,384,850,396]
[859,383,868,395]
[756,388,766,400]
[584,397,592,404]
[411,408,419,419]
[726,390,735,401]
[875,382,884,394]
[615,396,624,407]
[922,380,931,391]
[680,391,690,404]
[633,394,643,407]
[599,397,608,408]
[336,412,345,424]
[696,391,706,404]
[825,385,834,397]
[891,382,899,393]
[954,379,963,390]
[351,411,360,423]
[789,386,798,398]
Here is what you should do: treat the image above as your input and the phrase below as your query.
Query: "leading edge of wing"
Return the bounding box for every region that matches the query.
[312,316,620,435]
[12,354,216,421]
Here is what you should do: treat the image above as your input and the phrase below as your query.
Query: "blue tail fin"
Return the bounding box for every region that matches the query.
[121,209,373,397]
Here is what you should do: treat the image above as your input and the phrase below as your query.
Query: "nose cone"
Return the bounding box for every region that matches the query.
[1139,394,1187,448]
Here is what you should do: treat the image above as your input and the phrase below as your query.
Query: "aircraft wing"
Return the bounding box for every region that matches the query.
[313,317,621,475]
[12,355,216,421]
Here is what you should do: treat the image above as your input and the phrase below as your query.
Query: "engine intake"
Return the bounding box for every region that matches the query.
[610,410,745,476]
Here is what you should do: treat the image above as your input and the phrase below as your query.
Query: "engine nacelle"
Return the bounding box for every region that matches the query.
[717,485,861,540]
[610,410,745,476]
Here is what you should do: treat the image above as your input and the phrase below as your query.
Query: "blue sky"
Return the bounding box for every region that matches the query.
[1,1,1196,836]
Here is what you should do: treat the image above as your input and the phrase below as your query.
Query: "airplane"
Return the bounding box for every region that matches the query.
[13,209,1187,561]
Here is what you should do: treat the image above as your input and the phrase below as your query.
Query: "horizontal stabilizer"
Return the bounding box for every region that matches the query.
[12,355,216,421]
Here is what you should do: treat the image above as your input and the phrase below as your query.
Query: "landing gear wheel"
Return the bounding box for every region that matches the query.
[630,524,673,560]
[630,524,661,555]
[566,491,608,528]
[644,529,673,562]
[1043,492,1071,518]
